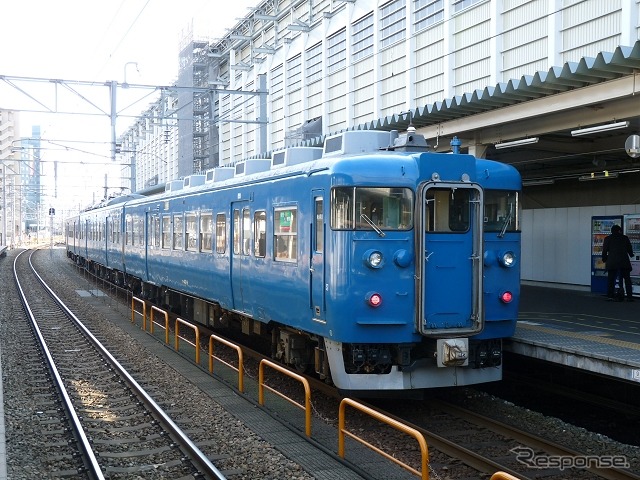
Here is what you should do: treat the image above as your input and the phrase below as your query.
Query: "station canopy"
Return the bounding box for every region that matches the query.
[305,40,640,185]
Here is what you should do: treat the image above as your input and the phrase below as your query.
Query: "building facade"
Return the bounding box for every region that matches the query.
[0,109,21,246]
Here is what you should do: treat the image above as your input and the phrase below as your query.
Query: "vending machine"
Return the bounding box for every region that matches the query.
[591,215,623,294]
[623,214,640,296]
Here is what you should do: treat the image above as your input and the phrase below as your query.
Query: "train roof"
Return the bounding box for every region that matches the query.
[79,130,520,213]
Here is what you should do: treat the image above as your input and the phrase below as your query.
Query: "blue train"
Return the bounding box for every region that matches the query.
[66,128,521,396]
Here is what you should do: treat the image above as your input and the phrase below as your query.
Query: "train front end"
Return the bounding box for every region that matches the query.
[322,130,521,396]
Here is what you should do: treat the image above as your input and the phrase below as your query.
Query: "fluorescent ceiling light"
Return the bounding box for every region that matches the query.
[571,121,629,136]
[494,137,539,149]
[578,171,619,181]
[522,179,555,186]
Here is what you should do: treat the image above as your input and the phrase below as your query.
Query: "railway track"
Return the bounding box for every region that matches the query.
[362,397,640,480]
[13,249,226,479]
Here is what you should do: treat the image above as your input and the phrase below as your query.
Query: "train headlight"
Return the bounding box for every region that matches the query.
[366,292,383,308]
[499,251,516,267]
[500,291,513,303]
[363,249,384,269]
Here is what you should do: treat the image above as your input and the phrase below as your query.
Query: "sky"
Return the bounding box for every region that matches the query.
[0,0,257,210]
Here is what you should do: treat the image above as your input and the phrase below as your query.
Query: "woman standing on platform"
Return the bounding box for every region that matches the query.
[602,224,634,301]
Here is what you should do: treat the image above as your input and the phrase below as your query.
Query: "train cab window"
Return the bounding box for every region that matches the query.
[254,210,266,258]
[186,213,197,252]
[200,213,213,252]
[162,216,171,249]
[331,187,413,231]
[274,207,297,263]
[216,213,226,254]
[242,208,251,256]
[484,190,520,233]
[173,214,184,250]
[425,188,471,232]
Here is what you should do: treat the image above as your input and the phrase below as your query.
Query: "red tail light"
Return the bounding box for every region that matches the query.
[500,291,513,303]
[367,292,382,307]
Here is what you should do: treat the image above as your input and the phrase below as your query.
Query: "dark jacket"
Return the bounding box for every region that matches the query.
[602,231,633,270]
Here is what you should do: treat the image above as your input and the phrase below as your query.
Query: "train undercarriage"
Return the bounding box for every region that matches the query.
[69,255,504,394]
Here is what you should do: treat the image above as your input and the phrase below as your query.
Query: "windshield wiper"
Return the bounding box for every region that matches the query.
[360,214,385,237]
[498,207,512,238]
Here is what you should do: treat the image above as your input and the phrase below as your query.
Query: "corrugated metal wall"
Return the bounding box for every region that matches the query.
[522,203,640,287]
[213,0,637,163]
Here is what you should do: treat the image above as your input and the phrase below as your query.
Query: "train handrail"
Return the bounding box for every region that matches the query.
[490,473,521,480]
[150,306,170,344]
[338,398,429,480]
[258,359,312,437]
[208,335,245,393]
[131,296,146,326]
[175,318,201,364]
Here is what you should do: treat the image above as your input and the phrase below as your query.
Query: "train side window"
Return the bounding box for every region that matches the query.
[242,208,251,256]
[233,210,241,254]
[137,217,144,246]
[315,198,323,253]
[216,213,226,254]
[162,216,171,249]
[173,214,184,250]
[200,213,213,252]
[148,215,154,247]
[115,214,121,244]
[186,213,197,252]
[152,215,160,247]
[254,210,266,258]
[274,207,297,263]
[126,215,133,246]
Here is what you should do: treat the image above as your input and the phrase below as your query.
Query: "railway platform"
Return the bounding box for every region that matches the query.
[508,283,640,384]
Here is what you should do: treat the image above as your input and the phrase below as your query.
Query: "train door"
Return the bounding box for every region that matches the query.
[106,215,113,268]
[417,183,483,336]
[83,218,89,259]
[310,191,326,321]
[230,204,251,314]
[145,212,152,280]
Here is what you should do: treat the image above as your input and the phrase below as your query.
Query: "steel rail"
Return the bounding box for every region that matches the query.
[23,249,228,480]
[431,399,640,480]
[13,249,105,479]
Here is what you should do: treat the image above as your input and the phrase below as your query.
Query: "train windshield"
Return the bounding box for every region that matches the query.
[483,190,520,233]
[331,187,413,230]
